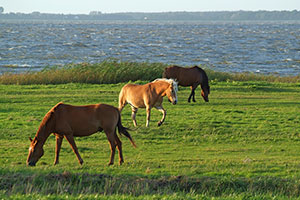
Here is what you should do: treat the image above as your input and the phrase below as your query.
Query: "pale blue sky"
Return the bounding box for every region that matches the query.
[1,0,299,14]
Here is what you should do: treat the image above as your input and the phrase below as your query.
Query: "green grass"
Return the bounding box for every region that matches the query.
[1,78,300,199]
[0,62,300,199]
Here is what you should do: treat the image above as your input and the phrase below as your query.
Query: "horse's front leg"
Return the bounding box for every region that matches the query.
[188,86,194,102]
[54,134,63,165]
[146,106,151,127]
[188,85,198,102]
[64,134,84,165]
[155,106,166,126]
[115,133,124,165]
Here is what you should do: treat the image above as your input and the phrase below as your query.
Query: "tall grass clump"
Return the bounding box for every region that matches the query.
[205,68,300,83]
[0,61,167,85]
[0,61,299,84]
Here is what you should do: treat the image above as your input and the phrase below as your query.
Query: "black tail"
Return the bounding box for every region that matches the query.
[117,112,136,148]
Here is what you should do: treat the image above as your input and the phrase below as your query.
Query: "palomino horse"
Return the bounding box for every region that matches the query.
[27,102,136,166]
[163,65,210,102]
[119,78,178,127]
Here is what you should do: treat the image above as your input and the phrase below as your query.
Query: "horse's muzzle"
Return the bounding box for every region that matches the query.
[27,161,36,167]
[172,100,177,105]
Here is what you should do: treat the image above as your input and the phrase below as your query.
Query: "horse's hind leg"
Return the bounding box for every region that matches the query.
[118,101,127,113]
[104,128,117,165]
[118,94,127,112]
[155,106,166,126]
[64,134,84,165]
[115,132,124,165]
[131,106,138,127]
[54,134,63,165]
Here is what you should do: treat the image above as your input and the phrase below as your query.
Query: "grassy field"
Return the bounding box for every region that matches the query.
[0,63,300,199]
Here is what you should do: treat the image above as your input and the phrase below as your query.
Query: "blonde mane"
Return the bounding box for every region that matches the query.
[152,78,178,92]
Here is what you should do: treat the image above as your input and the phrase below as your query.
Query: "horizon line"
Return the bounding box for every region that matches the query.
[2,9,299,15]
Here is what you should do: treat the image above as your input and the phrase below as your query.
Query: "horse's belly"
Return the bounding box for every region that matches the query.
[69,120,100,136]
[178,79,194,87]
[127,99,146,108]
[72,127,99,137]
[73,131,97,137]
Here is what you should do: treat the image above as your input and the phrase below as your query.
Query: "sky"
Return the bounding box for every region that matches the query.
[0,0,299,14]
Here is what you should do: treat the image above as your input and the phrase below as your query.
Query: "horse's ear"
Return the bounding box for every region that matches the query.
[29,137,33,142]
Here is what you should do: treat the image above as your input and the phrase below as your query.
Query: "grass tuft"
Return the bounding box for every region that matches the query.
[0,61,299,85]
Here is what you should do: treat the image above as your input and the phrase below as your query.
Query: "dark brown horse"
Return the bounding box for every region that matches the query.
[163,65,210,102]
[27,102,136,166]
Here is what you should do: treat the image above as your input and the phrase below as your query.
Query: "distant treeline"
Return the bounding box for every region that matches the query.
[0,10,300,21]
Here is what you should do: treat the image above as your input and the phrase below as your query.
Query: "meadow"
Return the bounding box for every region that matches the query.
[0,62,300,199]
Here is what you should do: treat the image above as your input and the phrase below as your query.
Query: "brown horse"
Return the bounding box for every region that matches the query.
[27,102,136,166]
[119,78,178,127]
[163,65,210,102]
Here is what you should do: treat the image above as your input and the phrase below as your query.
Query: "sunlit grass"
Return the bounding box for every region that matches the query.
[0,79,300,198]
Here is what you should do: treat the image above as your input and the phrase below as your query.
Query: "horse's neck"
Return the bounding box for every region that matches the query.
[199,70,208,85]
[154,81,169,96]
[35,124,52,146]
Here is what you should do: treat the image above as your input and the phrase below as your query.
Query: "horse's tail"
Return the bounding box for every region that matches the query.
[118,87,127,112]
[117,112,136,148]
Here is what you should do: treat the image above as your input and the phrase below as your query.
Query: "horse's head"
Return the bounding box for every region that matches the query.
[27,137,44,166]
[166,80,178,105]
[201,85,210,102]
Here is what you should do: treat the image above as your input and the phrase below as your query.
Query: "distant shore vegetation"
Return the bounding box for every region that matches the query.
[0,61,299,85]
[0,10,300,21]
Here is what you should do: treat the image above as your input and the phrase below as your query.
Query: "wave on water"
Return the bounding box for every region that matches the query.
[0,20,299,76]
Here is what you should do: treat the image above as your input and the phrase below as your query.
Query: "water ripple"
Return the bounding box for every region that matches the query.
[0,20,299,75]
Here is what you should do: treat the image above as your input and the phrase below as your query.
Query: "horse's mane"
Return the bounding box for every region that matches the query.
[35,102,63,138]
[152,78,178,91]
[194,66,209,85]
[194,66,210,93]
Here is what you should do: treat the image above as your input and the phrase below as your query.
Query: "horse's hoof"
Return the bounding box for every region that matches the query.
[108,162,114,166]
[119,161,124,165]
[157,122,162,126]
[79,160,84,165]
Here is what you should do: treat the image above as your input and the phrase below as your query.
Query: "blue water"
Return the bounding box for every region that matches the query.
[0,20,299,76]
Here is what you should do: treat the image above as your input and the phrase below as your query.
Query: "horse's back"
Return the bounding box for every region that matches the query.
[119,83,153,108]
[120,83,150,98]
[165,66,201,86]
[54,103,119,135]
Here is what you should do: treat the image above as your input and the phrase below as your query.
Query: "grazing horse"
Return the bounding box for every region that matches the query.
[163,65,210,102]
[27,102,136,166]
[119,78,178,127]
